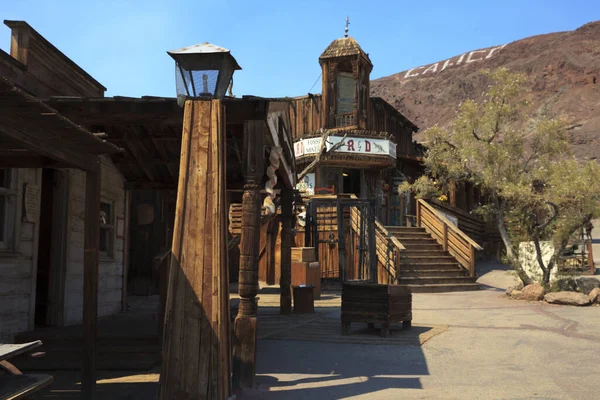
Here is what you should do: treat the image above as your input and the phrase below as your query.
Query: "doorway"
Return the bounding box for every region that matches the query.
[35,169,68,327]
[342,169,361,197]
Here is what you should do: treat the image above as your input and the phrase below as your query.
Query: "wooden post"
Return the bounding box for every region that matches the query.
[82,167,100,399]
[233,120,265,388]
[160,100,231,400]
[121,190,130,312]
[280,189,293,315]
[469,246,476,277]
[442,224,448,251]
[415,200,421,227]
[449,179,457,208]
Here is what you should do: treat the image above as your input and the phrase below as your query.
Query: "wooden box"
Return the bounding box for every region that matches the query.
[293,286,315,313]
[291,247,315,262]
[291,261,321,299]
[341,282,412,337]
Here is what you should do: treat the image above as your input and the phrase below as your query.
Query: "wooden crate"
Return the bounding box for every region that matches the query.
[291,247,315,262]
[341,282,412,337]
[291,261,321,299]
[293,286,315,314]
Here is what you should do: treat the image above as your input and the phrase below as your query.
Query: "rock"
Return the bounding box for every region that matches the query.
[509,289,523,298]
[553,278,577,292]
[575,278,600,295]
[544,291,591,306]
[589,287,600,303]
[506,282,524,296]
[514,283,545,301]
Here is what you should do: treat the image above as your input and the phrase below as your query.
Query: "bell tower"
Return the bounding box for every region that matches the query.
[319,18,373,129]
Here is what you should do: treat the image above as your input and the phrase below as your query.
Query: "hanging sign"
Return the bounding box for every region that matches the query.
[294,136,396,159]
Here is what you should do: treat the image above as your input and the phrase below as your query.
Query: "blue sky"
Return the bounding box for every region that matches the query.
[2,0,597,97]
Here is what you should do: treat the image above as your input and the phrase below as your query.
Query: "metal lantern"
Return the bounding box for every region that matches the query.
[167,42,241,104]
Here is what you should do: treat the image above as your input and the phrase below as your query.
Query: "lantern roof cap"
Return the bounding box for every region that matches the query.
[167,42,241,70]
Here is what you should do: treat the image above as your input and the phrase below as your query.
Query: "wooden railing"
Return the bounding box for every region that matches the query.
[349,205,405,283]
[416,199,483,277]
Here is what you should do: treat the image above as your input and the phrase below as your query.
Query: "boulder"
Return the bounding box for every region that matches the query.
[589,287,600,304]
[544,291,591,306]
[554,278,577,292]
[513,283,545,301]
[575,278,600,295]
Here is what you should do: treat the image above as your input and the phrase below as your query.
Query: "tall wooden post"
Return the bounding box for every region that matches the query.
[233,120,265,388]
[279,189,293,314]
[160,100,231,400]
[82,166,100,399]
[449,179,457,208]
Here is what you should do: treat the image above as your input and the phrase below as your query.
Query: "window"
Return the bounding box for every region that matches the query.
[0,168,17,250]
[336,72,355,127]
[100,201,114,258]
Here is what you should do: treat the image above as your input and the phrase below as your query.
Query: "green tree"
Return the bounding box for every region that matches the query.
[402,67,600,285]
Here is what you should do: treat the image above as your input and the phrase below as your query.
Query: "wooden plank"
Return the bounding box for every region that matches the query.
[0,374,54,400]
[82,169,100,399]
[0,341,42,362]
[159,100,230,399]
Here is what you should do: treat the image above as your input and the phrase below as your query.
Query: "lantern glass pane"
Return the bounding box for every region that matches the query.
[174,63,220,97]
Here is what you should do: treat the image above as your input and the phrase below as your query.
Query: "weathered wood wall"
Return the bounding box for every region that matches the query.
[64,157,126,324]
[0,158,126,339]
[289,95,416,157]
[0,168,41,339]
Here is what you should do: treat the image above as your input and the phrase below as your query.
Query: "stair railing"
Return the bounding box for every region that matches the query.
[416,199,483,277]
[349,204,405,283]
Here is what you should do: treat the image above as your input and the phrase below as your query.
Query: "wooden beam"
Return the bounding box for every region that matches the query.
[0,156,54,168]
[82,167,100,399]
[233,120,265,388]
[123,181,177,191]
[0,124,99,172]
[160,100,231,399]
[280,188,293,314]
[123,135,156,182]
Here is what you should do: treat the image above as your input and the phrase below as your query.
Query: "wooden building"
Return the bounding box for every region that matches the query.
[0,21,128,340]
[291,34,420,226]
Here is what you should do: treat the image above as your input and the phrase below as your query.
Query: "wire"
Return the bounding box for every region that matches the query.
[308,73,322,93]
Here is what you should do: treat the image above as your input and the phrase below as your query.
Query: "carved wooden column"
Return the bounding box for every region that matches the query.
[233,120,265,388]
[279,188,293,314]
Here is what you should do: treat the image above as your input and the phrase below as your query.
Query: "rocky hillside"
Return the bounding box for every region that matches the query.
[371,21,600,159]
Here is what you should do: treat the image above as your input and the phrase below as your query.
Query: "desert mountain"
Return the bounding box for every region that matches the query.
[371,21,600,159]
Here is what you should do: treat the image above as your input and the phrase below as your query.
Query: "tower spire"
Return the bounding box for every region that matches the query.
[344,16,350,38]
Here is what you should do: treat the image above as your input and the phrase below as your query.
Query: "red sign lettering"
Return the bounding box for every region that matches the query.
[347,140,355,151]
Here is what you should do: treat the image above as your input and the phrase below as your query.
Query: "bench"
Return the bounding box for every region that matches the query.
[0,341,53,400]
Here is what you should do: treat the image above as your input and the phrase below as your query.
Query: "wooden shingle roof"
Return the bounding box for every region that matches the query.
[319,37,372,64]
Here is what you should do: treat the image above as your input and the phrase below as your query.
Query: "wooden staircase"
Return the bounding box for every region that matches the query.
[386,226,481,293]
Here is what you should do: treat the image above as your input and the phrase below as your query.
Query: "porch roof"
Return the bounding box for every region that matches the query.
[44,95,297,190]
[0,77,121,171]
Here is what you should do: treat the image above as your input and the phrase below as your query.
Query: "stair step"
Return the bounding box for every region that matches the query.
[395,237,438,243]
[392,232,433,239]
[385,226,426,233]
[401,243,444,250]
[401,259,461,269]
[405,283,481,293]
[398,276,477,285]
[401,269,467,277]
[404,256,456,263]
[404,250,449,256]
